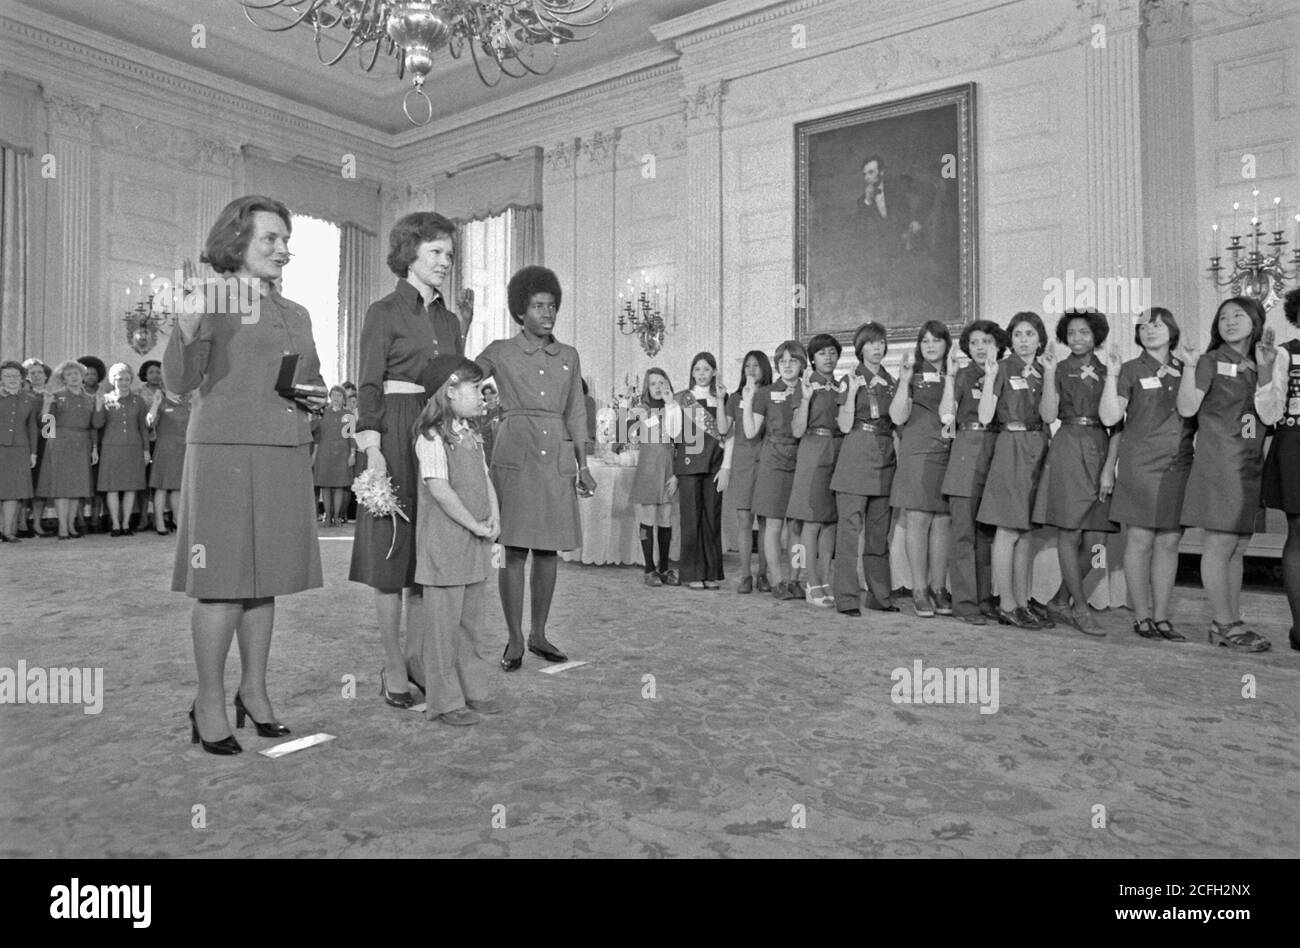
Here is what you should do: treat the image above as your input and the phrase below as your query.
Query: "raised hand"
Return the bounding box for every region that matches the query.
[1104,345,1123,376]
[898,352,915,381]
[946,346,962,376]
[982,348,1000,375]
[1256,327,1277,376]
[1176,339,1201,366]
[457,287,475,318]
[1039,344,1059,371]
[800,367,815,399]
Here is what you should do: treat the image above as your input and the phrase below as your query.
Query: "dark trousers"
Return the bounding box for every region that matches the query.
[832,492,893,612]
[678,472,724,583]
[948,495,994,616]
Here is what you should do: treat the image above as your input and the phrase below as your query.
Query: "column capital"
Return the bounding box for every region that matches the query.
[1075,0,1143,32]
[543,139,576,179]
[683,81,728,129]
[576,129,620,175]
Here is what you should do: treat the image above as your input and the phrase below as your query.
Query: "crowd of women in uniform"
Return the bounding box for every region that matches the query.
[625,289,1300,656]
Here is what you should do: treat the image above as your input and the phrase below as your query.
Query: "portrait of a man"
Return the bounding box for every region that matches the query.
[796,84,977,343]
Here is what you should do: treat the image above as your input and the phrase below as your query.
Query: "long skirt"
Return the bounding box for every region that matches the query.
[350,392,423,589]
[172,442,322,599]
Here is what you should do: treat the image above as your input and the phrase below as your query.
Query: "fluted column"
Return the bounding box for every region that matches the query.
[1140,0,1198,344]
[682,82,726,365]
[1082,0,1146,358]
[44,93,99,359]
[193,175,233,262]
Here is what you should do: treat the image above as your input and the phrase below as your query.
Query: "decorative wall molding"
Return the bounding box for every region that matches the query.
[543,140,576,177]
[576,129,620,175]
[614,116,687,170]
[684,82,728,126]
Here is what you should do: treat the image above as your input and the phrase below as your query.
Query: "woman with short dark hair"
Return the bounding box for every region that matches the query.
[476,265,593,671]
[350,211,473,708]
[166,193,326,754]
[0,360,39,543]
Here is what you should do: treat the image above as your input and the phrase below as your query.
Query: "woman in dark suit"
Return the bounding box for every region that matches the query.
[350,212,472,707]
[165,194,326,754]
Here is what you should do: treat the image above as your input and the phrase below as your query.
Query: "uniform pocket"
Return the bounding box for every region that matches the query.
[557,440,578,477]
[491,431,525,471]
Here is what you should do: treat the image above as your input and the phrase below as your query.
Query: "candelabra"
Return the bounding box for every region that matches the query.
[1207,188,1299,311]
[616,272,670,357]
[122,275,171,356]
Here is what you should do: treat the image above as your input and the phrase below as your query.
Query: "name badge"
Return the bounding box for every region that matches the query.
[971,388,984,400]
[922,372,941,384]
[1139,376,1162,390]
[770,390,789,403]
[644,415,659,428]
[1289,398,1300,415]
[1217,361,1238,378]
[1009,376,1029,390]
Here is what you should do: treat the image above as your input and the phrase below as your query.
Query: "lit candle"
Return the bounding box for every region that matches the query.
[1211,223,1219,257]
[1233,201,1239,236]
[1252,187,1259,221]
[1274,197,1281,232]
[1294,213,1299,252]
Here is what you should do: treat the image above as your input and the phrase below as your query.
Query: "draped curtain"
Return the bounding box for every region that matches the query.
[454,205,543,359]
[338,222,377,384]
[0,146,31,358]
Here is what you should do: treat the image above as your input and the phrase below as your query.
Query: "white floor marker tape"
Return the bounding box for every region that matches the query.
[539,660,589,675]
[259,733,337,758]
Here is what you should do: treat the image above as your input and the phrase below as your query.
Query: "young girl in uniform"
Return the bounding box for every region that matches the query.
[412,355,502,726]
[1256,287,1300,651]
[96,363,150,536]
[891,321,954,617]
[939,320,1007,625]
[1177,296,1270,652]
[746,340,806,600]
[37,361,97,540]
[788,334,845,607]
[977,312,1054,629]
[313,385,354,526]
[629,368,678,586]
[725,350,772,593]
[1033,310,1120,635]
[147,387,190,535]
[20,358,50,536]
[0,361,39,543]
[1099,307,1194,641]
[666,352,727,590]
[830,322,898,616]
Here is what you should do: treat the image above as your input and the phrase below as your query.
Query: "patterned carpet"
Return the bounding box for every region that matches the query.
[1,528,1297,858]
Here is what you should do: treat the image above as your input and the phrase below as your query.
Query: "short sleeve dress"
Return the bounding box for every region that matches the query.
[1181,348,1266,535]
[475,332,587,551]
[890,360,951,512]
[36,391,96,499]
[941,362,997,500]
[724,390,764,511]
[629,403,675,505]
[977,354,1049,531]
[0,390,39,500]
[786,374,845,523]
[1032,352,1116,532]
[312,406,354,488]
[96,392,149,492]
[148,395,190,492]
[749,379,802,520]
[1109,352,1194,530]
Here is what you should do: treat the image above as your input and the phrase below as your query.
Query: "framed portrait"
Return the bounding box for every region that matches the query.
[795,83,977,345]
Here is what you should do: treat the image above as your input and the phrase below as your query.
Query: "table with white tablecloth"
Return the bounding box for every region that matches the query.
[562,457,736,566]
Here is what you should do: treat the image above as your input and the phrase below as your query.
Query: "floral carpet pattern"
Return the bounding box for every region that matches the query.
[1,530,1297,858]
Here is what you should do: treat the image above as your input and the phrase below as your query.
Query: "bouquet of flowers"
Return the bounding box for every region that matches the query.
[351,467,411,560]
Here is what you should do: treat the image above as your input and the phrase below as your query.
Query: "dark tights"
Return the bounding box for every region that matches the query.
[500,546,559,661]
[1284,515,1300,633]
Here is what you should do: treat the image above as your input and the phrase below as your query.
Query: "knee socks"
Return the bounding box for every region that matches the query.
[640,524,656,573]
[656,526,672,574]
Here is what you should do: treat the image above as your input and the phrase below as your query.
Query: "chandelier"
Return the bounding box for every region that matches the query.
[617,273,670,357]
[1207,188,1299,311]
[239,1,614,126]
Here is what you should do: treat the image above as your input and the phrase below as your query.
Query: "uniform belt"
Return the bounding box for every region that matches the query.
[805,426,842,437]
[854,420,893,434]
[1060,415,1103,427]
[502,409,563,419]
[1003,421,1043,432]
[958,422,993,432]
[382,380,425,395]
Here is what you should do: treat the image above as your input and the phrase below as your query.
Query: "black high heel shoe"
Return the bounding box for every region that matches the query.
[189,704,242,755]
[379,668,416,708]
[233,692,290,737]
[500,646,522,672]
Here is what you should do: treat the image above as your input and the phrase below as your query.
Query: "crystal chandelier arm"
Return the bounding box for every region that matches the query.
[315,27,359,66]
[527,0,615,29]
[239,0,326,33]
[467,39,507,87]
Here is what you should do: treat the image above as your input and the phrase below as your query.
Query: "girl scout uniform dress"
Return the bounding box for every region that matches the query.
[1033,352,1117,532]
[1110,352,1193,529]
[475,332,587,551]
[750,378,802,521]
[312,405,354,489]
[149,394,190,493]
[978,353,1048,531]
[0,389,39,503]
[672,387,726,584]
[36,390,96,500]
[164,285,325,599]
[830,364,897,613]
[629,400,674,506]
[350,279,465,589]
[786,372,845,525]
[724,388,763,512]
[413,419,493,716]
[942,361,999,618]
[890,359,951,514]
[96,392,149,494]
[1259,339,1300,515]
[1181,347,1266,535]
